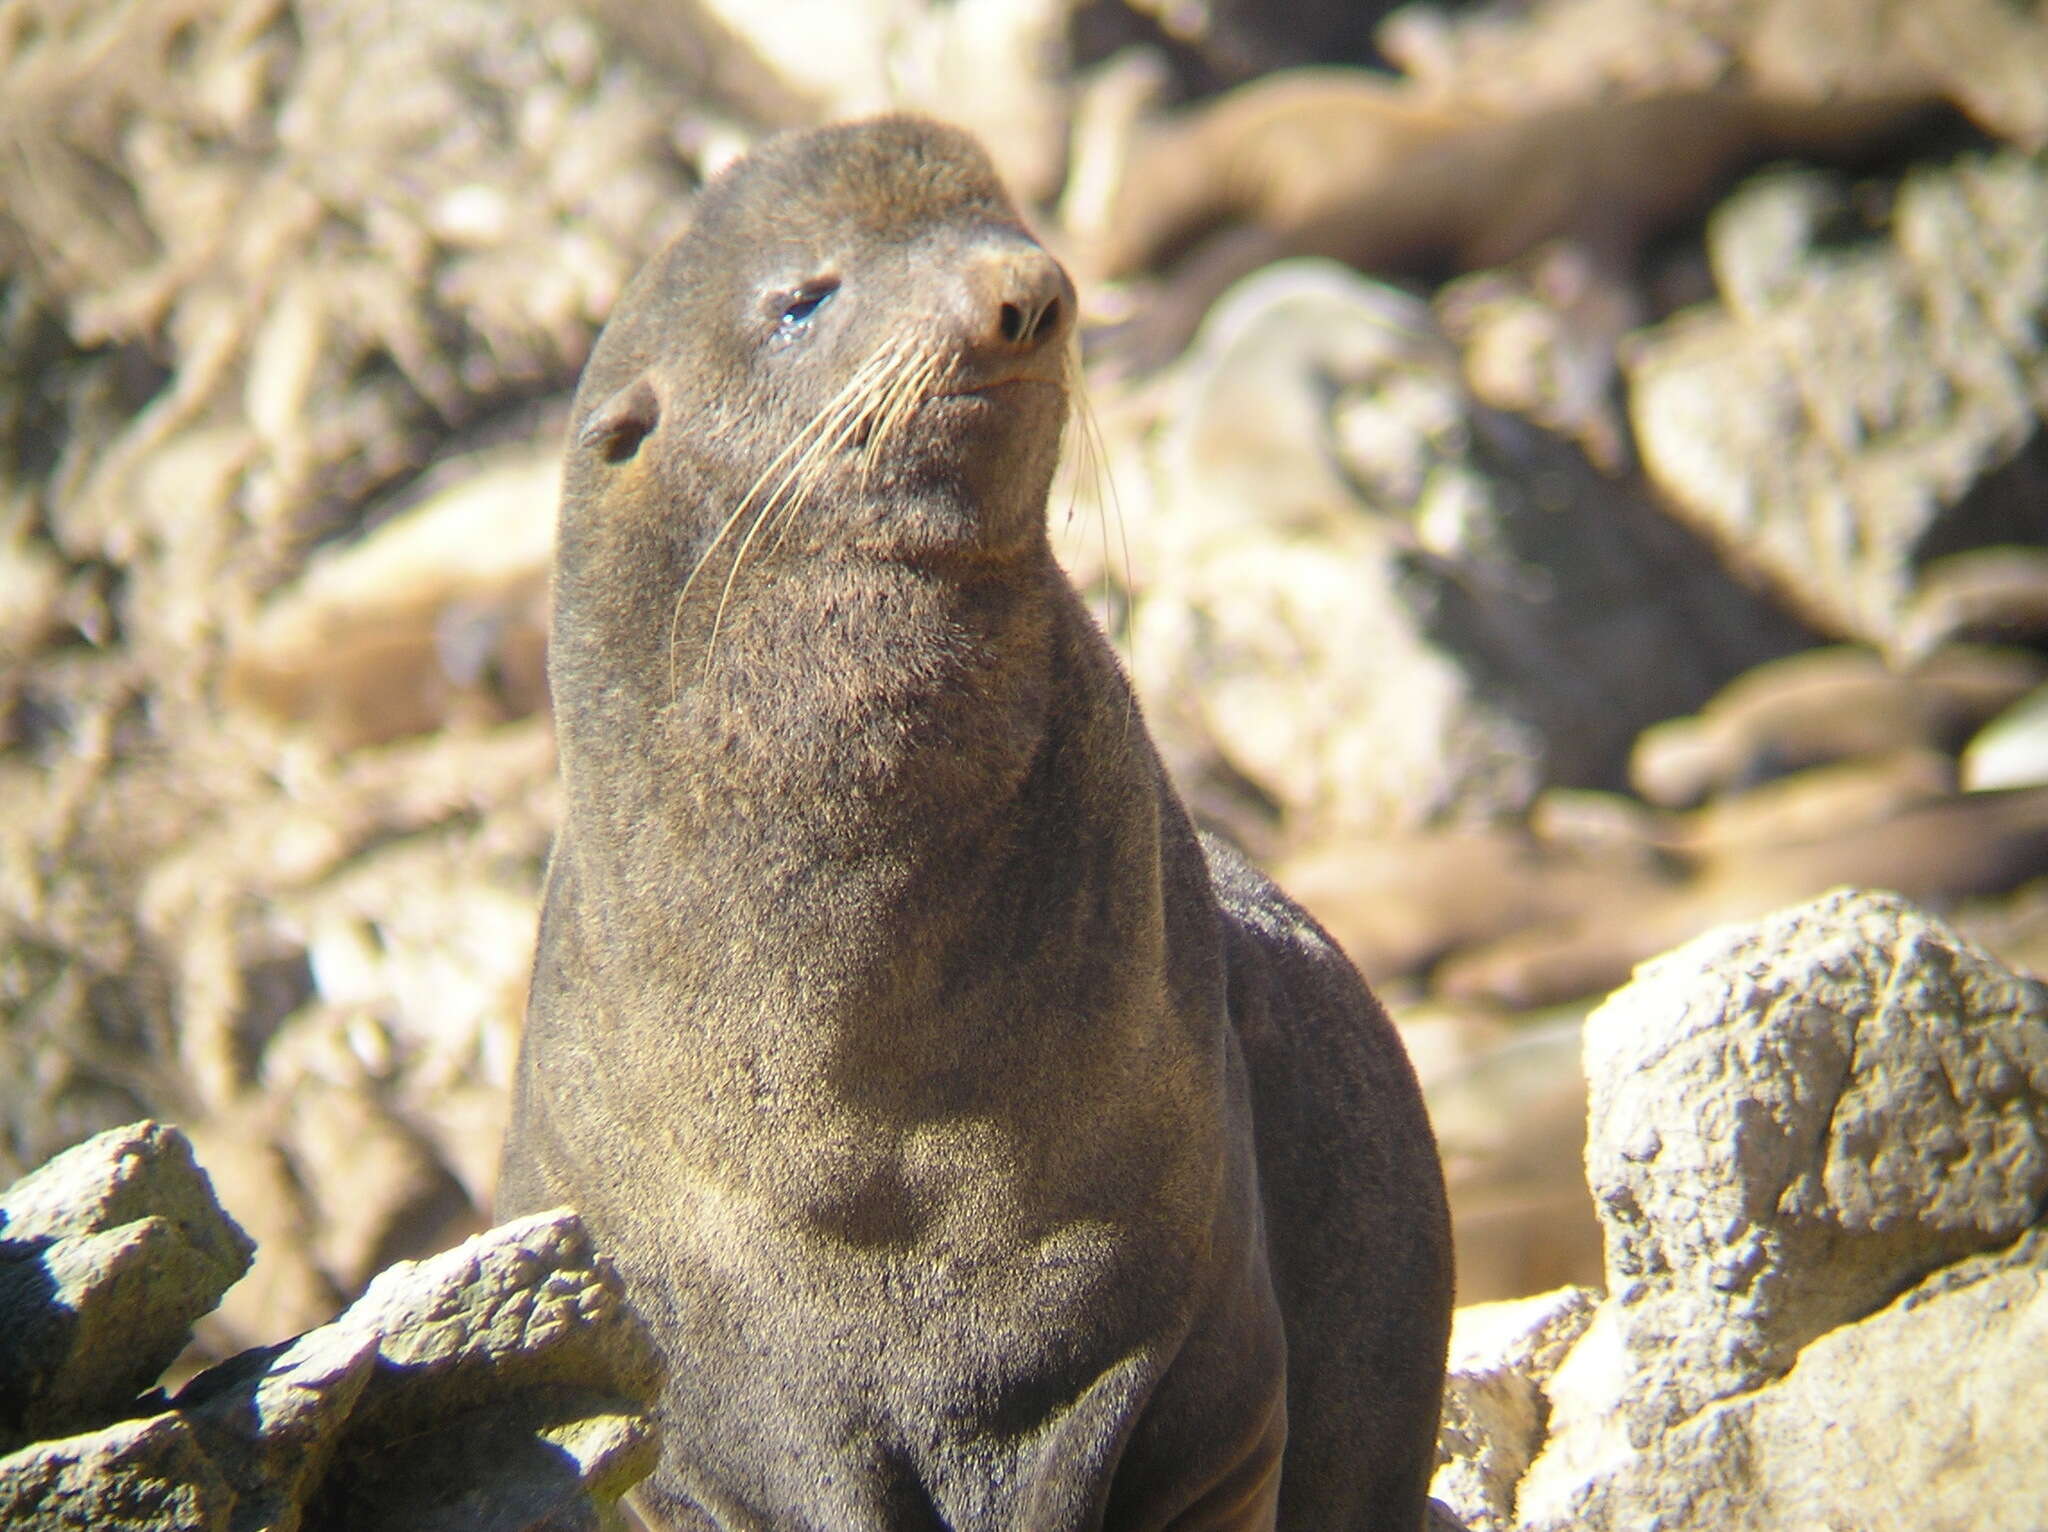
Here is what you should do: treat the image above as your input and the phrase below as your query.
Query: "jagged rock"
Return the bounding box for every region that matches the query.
[1627,154,2048,652]
[0,1122,253,1448]
[0,1124,661,1529]
[1526,1228,2048,1532]
[1431,889,2048,1529]
[0,1412,232,1532]
[1111,260,1803,842]
[1430,1285,1599,1532]
[172,1208,661,1532]
[1491,889,2048,1525]
[1584,890,2045,1430]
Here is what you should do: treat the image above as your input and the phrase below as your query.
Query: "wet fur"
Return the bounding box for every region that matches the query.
[498,116,1451,1530]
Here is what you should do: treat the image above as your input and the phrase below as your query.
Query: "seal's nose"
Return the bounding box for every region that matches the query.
[962,237,1075,358]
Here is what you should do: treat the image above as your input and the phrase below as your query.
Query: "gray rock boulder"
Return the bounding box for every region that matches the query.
[1628,153,2048,653]
[1573,889,2047,1449]
[1434,888,2048,1531]
[0,1122,660,1531]
[0,1122,253,1449]
[1107,259,1805,843]
[1532,1227,2048,1532]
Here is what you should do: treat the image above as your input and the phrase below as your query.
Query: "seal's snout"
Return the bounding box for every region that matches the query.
[957,238,1075,365]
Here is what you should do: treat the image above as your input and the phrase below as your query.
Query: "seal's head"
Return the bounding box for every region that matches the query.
[570,116,1077,574]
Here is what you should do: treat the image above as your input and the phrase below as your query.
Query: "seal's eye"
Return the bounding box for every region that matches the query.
[776,279,839,332]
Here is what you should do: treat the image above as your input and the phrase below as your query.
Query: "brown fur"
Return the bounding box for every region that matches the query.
[498,116,1451,1530]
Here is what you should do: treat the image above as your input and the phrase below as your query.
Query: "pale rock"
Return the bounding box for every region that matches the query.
[1431,1286,1599,1532]
[1520,889,2048,1515]
[1117,260,1800,840]
[0,1123,253,1445]
[1628,155,2048,652]
[1963,682,2048,792]
[1526,1229,2048,1532]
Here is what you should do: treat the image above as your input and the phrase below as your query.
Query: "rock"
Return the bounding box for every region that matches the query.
[1627,154,2048,652]
[173,1209,661,1532]
[1431,889,2048,1529]
[0,1412,233,1532]
[1517,889,2048,1516]
[224,441,558,751]
[1113,260,1803,842]
[0,1122,253,1447]
[1430,1285,1599,1532]
[1528,1228,2048,1532]
[1629,645,2046,808]
[0,1124,660,1528]
[1963,682,2048,792]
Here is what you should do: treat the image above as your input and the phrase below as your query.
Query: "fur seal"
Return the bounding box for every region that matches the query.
[498,115,1452,1530]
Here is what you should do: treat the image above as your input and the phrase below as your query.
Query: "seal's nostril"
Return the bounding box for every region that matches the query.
[998,293,1060,347]
[967,238,1073,354]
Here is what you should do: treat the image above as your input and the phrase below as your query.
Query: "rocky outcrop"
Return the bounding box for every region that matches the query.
[1432,888,2048,1530]
[1102,260,1807,845]
[0,1122,660,1531]
[1627,153,2048,653]
[0,1123,253,1450]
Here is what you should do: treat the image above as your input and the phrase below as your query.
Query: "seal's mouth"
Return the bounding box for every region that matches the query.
[935,375,1067,403]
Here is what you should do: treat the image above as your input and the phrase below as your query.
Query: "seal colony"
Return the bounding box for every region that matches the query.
[498,115,1452,1530]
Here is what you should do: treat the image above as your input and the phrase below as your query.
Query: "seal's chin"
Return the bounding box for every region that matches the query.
[852,395,1065,562]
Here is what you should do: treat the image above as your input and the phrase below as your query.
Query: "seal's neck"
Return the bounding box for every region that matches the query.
[544,539,1221,1230]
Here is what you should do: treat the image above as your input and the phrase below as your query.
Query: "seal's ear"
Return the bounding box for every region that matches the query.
[579,376,661,464]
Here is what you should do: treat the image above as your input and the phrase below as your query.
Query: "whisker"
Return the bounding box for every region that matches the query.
[1065,350,1138,738]
[701,340,920,666]
[667,344,906,697]
[764,341,922,562]
[1069,355,1129,638]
